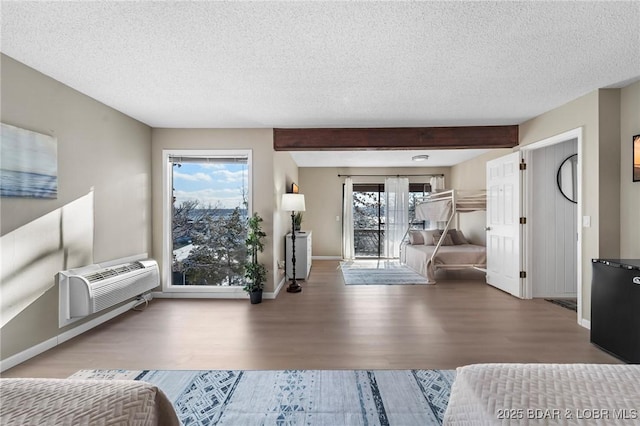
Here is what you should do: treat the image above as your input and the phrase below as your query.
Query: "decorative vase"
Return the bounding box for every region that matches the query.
[249,290,263,304]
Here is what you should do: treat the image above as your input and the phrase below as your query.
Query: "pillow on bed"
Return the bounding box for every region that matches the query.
[408,230,425,245]
[421,229,440,246]
[449,229,469,245]
[433,233,455,246]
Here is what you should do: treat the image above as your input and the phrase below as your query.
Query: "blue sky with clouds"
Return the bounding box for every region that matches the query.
[173,162,248,209]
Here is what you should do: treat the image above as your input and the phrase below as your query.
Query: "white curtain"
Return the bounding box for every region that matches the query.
[342,177,355,260]
[429,175,447,229]
[384,177,409,258]
[429,175,445,192]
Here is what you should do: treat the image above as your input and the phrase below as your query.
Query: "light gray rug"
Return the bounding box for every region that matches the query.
[341,260,430,285]
[70,369,455,425]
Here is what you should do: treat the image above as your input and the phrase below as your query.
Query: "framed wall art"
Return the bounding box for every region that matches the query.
[1,123,58,198]
[634,134,640,182]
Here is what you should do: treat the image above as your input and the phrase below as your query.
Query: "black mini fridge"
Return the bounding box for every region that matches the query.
[591,259,640,364]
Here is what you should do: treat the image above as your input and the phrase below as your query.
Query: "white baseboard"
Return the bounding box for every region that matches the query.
[152,291,248,299]
[0,295,149,373]
[580,318,591,330]
[154,278,288,300]
[268,277,286,299]
[0,337,58,373]
[312,256,342,260]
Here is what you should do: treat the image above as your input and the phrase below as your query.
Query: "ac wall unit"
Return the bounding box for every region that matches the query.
[60,259,159,319]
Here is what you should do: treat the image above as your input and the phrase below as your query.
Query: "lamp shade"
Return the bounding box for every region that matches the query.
[282,193,305,212]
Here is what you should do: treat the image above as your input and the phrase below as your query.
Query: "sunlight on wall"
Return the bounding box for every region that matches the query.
[0,191,94,327]
[94,172,150,263]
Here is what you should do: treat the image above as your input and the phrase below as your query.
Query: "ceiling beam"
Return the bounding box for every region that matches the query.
[273,126,518,151]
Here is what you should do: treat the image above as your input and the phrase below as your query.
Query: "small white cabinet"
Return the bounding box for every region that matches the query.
[285,231,312,280]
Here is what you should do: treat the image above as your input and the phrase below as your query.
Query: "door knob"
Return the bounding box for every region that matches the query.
[485,226,492,231]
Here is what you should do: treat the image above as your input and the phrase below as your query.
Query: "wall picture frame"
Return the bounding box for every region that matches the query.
[1,123,58,198]
[291,182,299,193]
[634,134,640,182]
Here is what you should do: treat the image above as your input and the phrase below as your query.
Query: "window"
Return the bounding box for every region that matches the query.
[352,184,385,257]
[163,150,252,292]
[346,181,433,258]
[408,183,432,228]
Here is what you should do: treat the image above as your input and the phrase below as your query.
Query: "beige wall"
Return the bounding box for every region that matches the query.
[0,55,152,360]
[519,89,611,323]
[452,88,630,323]
[598,89,621,258]
[273,152,299,287]
[299,166,451,257]
[150,128,283,293]
[620,81,640,257]
[3,50,636,363]
[450,149,513,245]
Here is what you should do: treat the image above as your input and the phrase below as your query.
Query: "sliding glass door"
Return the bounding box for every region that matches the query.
[350,183,431,258]
[352,184,385,257]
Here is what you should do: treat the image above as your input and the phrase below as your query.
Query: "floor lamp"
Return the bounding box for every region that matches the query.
[282,193,306,293]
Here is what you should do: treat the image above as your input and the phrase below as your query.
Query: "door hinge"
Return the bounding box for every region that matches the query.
[519,217,527,224]
[520,271,527,278]
[519,161,527,170]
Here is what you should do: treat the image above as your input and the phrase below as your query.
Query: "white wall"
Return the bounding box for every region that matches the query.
[531,139,578,298]
[0,54,152,360]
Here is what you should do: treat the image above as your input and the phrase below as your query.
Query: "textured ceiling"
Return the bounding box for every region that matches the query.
[2,1,639,166]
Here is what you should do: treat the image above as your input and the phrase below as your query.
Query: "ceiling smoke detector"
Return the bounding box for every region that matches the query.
[412,154,430,162]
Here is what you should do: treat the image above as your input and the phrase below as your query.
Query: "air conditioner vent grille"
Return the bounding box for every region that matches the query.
[82,262,144,283]
[63,259,159,319]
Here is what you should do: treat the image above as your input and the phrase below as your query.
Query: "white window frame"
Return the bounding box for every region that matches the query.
[162,149,252,296]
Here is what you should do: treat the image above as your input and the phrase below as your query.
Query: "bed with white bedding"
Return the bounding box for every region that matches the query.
[404,190,487,283]
[401,228,486,283]
[403,242,487,280]
[444,363,640,425]
[0,378,180,425]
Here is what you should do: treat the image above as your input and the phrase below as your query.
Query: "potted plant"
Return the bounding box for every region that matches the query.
[293,212,303,231]
[244,212,267,304]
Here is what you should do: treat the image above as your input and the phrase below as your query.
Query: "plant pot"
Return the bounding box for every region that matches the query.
[249,290,263,304]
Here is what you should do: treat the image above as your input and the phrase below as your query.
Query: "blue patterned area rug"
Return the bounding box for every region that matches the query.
[70,369,455,425]
[341,260,430,285]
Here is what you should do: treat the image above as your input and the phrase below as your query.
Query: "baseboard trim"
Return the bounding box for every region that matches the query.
[580,318,591,330]
[0,295,149,373]
[267,277,286,299]
[152,291,248,299]
[153,278,288,300]
[312,256,342,260]
[0,337,58,373]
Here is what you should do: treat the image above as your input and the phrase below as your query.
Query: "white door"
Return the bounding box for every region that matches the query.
[486,152,523,297]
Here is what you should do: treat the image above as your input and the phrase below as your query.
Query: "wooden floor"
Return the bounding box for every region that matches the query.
[3,260,618,378]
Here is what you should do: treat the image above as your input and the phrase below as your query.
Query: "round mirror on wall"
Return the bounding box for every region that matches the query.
[557,154,578,203]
